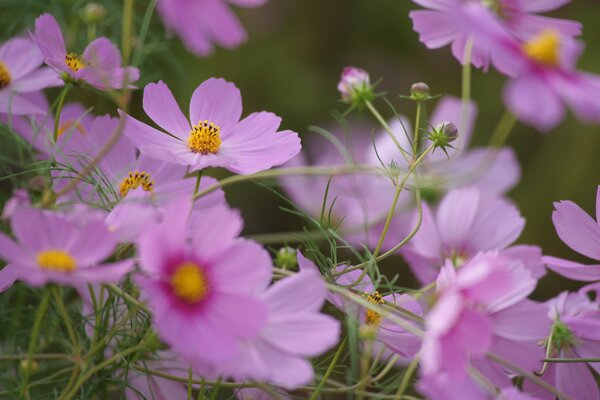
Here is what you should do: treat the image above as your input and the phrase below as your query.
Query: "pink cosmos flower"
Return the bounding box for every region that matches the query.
[460,5,600,131]
[193,254,341,389]
[523,291,600,399]
[544,185,600,282]
[1,189,30,220]
[0,37,61,114]
[135,197,272,365]
[409,0,581,70]
[421,252,547,393]
[121,79,301,174]
[31,13,139,90]
[0,205,133,291]
[337,66,372,102]
[156,0,267,57]
[402,187,543,284]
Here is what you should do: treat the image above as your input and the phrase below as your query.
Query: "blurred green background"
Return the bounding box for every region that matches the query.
[1,0,600,298]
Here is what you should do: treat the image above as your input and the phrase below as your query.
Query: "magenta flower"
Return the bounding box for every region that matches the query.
[121,79,301,174]
[0,205,132,291]
[421,253,546,386]
[523,291,600,399]
[0,37,61,114]
[193,256,341,389]
[156,0,267,57]
[337,66,373,103]
[135,197,272,365]
[31,13,139,90]
[401,188,543,284]
[544,186,600,282]
[409,0,581,70]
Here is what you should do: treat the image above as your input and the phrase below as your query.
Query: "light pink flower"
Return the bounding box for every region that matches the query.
[156,0,267,57]
[121,79,301,174]
[337,66,372,102]
[135,197,272,365]
[31,13,139,90]
[544,185,600,282]
[0,205,132,291]
[0,37,62,114]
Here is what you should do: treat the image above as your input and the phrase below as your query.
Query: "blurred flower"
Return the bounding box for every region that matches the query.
[121,79,301,174]
[156,0,267,57]
[135,197,272,366]
[402,187,544,284]
[0,205,132,291]
[194,260,340,389]
[544,185,600,282]
[420,252,547,397]
[337,66,374,106]
[0,37,61,115]
[31,13,139,90]
[409,0,581,70]
[523,291,600,399]
[1,189,30,220]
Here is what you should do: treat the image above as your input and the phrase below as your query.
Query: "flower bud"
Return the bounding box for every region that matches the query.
[410,82,430,100]
[337,66,374,106]
[82,3,107,23]
[275,247,297,270]
[436,121,458,143]
[20,359,38,374]
[428,121,458,156]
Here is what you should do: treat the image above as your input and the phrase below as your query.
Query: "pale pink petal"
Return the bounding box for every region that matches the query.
[544,256,600,281]
[552,200,600,260]
[143,81,190,139]
[189,78,242,135]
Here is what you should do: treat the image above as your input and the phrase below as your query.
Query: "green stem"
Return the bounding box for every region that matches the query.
[489,110,517,147]
[122,0,135,64]
[132,0,158,67]
[365,100,412,163]
[460,37,473,136]
[543,358,600,363]
[187,366,193,400]
[395,353,420,399]
[52,287,80,356]
[53,84,73,142]
[413,101,422,156]
[309,337,347,400]
[193,169,203,197]
[210,377,222,400]
[20,288,51,397]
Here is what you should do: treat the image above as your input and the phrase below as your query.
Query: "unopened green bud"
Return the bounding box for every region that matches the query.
[275,247,297,270]
[81,3,107,24]
[20,359,38,374]
[410,82,430,100]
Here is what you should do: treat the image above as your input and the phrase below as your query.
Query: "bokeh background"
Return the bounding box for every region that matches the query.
[2,0,600,300]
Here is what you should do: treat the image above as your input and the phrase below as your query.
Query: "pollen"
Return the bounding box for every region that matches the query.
[57,120,86,138]
[65,53,85,72]
[0,60,11,89]
[523,30,560,66]
[37,250,76,272]
[188,120,221,154]
[118,171,155,198]
[171,262,209,303]
[365,291,385,325]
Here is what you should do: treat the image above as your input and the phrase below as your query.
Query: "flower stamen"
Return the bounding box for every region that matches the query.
[0,60,11,89]
[37,250,76,272]
[188,120,221,154]
[118,171,154,198]
[365,291,385,325]
[65,53,85,73]
[523,30,560,66]
[57,120,86,138]
[171,262,209,303]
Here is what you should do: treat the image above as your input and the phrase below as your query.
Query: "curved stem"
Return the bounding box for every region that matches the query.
[395,353,420,399]
[53,84,73,142]
[309,337,347,400]
[365,100,412,163]
[489,110,517,148]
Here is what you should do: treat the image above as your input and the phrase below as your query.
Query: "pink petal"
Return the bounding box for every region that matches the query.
[0,37,44,81]
[552,200,600,260]
[143,81,190,139]
[544,256,600,281]
[189,78,242,135]
[31,13,67,68]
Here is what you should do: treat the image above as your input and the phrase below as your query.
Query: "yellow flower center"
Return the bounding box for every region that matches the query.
[118,171,155,198]
[365,291,384,325]
[188,120,221,154]
[0,60,11,89]
[65,53,85,72]
[171,262,209,303]
[57,120,86,138]
[523,30,560,66]
[37,250,76,272]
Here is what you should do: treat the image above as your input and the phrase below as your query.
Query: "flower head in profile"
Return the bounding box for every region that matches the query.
[193,252,340,389]
[409,0,581,70]
[156,0,267,57]
[0,205,132,292]
[523,290,600,399]
[0,37,62,115]
[121,78,301,174]
[337,66,374,107]
[135,197,272,365]
[420,252,547,398]
[544,185,600,282]
[31,13,139,90]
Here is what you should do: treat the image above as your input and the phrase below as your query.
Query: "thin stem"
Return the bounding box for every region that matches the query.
[309,337,347,400]
[395,353,420,399]
[20,288,51,397]
[210,377,222,400]
[53,84,73,142]
[52,287,81,356]
[460,37,473,136]
[489,110,517,148]
[543,358,600,363]
[193,169,203,197]
[365,100,412,163]
[187,366,193,400]
[413,101,422,156]
[122,0,135,64]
